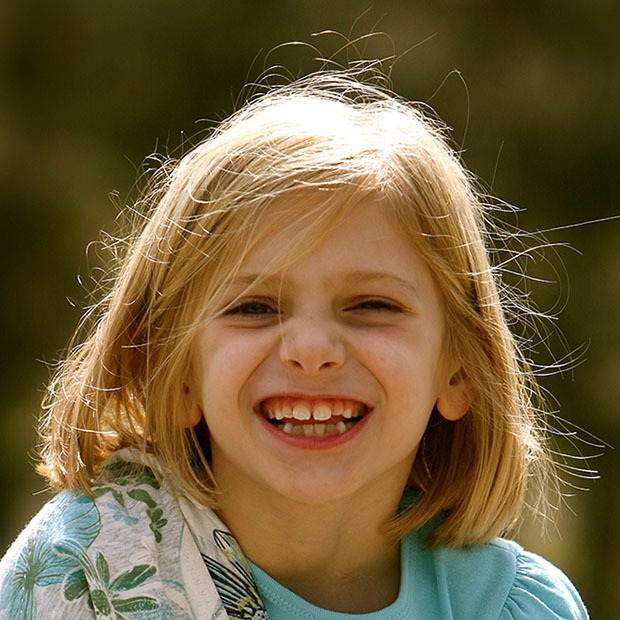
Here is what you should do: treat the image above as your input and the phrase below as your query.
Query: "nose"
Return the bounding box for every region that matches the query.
[280,314,346,374]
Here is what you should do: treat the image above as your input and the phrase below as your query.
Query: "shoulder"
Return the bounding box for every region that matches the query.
[0,455,194,619]
[411,531,589,619]
[494,539,589,619]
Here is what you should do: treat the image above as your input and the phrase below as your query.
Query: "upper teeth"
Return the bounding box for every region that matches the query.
[292,404,311,420]
[264,400,362,422]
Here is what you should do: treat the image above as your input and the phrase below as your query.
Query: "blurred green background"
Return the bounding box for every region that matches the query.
[1,0,618,616]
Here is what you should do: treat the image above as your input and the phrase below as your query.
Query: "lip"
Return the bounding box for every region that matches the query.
[254,394,373,450]
[256,409,372,449]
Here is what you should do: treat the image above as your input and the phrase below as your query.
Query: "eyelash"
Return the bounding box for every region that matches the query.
[223,298,404,320]
[350,299,403,312]
[224,299,278,316]
[222,297,404,318]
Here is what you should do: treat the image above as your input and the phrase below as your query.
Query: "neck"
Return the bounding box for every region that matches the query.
[217,487,403,613]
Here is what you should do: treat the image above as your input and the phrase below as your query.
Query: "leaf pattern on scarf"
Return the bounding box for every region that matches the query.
[0,492,100,619]
[0,463,170,619]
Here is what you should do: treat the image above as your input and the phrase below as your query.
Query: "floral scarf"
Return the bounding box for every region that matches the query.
[0,449,267,619]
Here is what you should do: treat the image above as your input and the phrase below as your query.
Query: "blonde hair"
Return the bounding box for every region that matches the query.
[38,70,554,547]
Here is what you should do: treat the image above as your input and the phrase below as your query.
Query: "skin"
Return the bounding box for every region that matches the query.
[188,199,470,613]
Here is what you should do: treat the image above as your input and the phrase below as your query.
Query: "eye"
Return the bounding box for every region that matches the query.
[349,298,404,312]
[224,298,278,316]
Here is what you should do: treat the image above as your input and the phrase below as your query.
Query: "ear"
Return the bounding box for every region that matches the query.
[435,366,474,421]
[182,384,204,428]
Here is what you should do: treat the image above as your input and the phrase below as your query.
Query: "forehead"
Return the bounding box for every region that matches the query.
[234,195,432,291]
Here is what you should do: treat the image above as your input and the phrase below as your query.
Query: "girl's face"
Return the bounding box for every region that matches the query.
[189,198,466,510]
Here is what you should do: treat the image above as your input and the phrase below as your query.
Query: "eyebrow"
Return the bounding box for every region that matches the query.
[346,270,419,290]
[226,270,419,295]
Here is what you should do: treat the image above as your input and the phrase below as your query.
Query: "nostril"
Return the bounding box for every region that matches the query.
[319,360,338,370]
[283,356,344,374]
[279,331,346,373]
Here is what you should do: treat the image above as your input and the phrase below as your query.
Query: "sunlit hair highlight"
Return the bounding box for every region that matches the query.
[38,69,556,547]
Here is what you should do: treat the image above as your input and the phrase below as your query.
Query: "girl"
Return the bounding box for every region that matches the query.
[0,69,588,619]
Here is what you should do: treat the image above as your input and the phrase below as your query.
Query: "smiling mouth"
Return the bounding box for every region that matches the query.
[259,398,369,438]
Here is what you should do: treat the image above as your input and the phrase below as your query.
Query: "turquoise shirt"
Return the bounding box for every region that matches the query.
[250,526,588,619]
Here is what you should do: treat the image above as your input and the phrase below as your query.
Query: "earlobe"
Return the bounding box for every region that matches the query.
[182,384,204,428]
[184,402,203,428]
[435,368,474,421]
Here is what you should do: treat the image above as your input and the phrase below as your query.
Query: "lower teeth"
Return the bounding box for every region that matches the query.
[281,421,353,437]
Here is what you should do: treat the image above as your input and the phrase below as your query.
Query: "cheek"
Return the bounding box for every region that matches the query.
[191,332,272,406]
[373,336,447,409]
[365,331,439,373]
